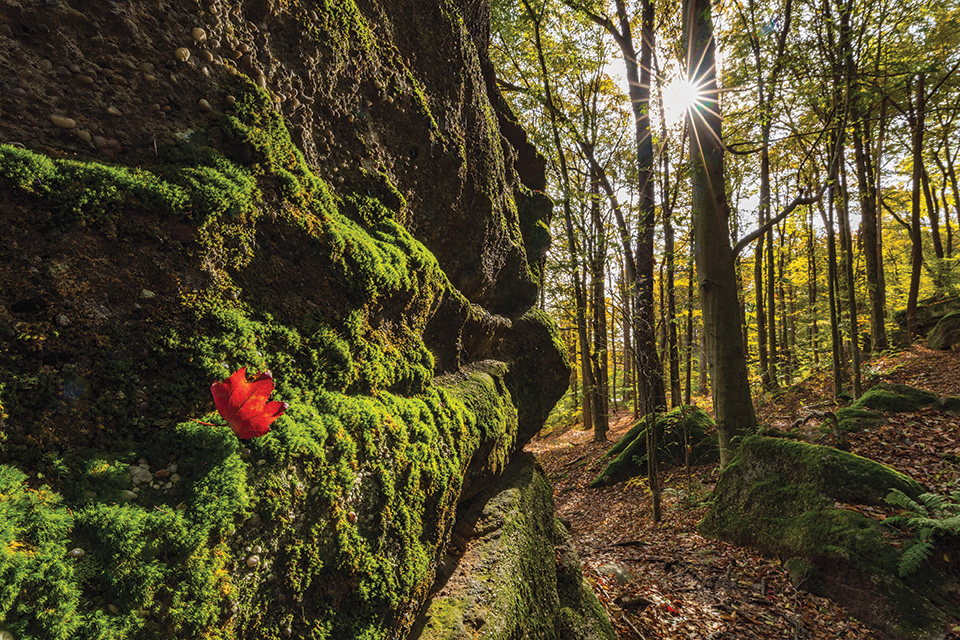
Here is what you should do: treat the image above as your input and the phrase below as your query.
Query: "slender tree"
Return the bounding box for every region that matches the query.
[684,0,758,466]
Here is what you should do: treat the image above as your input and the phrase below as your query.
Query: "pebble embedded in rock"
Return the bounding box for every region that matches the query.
[246,555,260,567]
[198,98,212,112]
[107,604,119,614]
[67,548,85,558]
[202,50,214,63]
[76,129,92,142]
[138,62,155,73]
[192,27,207,43]
[170,473,181,483]
[121,490,138,501]
[49,115,76,129]
[155,468,170,478]
[69,63,81,73]
[0,630,14,640]
[174,47,191,62]
[40,59,53,71]
[106,106,121,116]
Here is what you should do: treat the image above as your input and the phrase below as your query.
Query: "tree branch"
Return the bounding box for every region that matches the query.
[733,187,826,257]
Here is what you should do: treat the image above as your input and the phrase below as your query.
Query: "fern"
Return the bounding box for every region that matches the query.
[885,488,960,577]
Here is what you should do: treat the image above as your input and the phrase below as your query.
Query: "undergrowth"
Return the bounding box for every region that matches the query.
[885,488,960,577]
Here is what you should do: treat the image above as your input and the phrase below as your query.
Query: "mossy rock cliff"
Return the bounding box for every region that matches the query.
[700,436,957,640]
[0,1,581,639]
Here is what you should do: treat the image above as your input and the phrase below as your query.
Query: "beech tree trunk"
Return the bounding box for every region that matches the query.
[590,167,609,439]
[837,161,862,399]
[906,74,926,340]
[684,0,757,466]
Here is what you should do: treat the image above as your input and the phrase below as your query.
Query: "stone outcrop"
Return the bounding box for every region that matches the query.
[701,436,958,640]
[0,1,582,638]
[927,311,960,351]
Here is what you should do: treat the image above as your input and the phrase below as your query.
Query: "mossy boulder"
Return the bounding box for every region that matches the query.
[834,383,938,433]
[411,453,615,640]
[835,406,884,432]
[853,383,938,413]
[927,311,960,350]
[700,436,956,640]
[589,406,718,488]
[893,296,960,334]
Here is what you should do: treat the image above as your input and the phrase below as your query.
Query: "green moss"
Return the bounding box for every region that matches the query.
[0,142,257,227]
[414,455,614,640]
[834,406,882,432]
[590,406,718,488]
[852,383,937,413]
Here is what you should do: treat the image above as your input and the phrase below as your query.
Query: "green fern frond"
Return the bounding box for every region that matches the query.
[919,492,948,512]
[886,488,926,516]
[898,540,935,578]
[913,514,960,534]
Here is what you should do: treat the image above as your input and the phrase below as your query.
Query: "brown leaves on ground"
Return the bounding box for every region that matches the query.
[526,346,960,640]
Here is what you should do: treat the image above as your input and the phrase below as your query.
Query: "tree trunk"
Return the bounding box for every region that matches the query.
[808,208,820,365]
[921,165,947,294]
[684,0,757,466]
[818,195,844,398]
[906,74,926,340]
[755,236,769,386]
[666,220,682,407]
[632,0,667,424]
[590,166,609,440]
[685,255,694,404]
[851,100,886,352]
[836,160,862,399]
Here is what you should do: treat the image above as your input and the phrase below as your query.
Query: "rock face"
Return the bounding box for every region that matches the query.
[701,437,957,640]
[410,453,615,640]
[0,1,579,639]
[928,311,960,350]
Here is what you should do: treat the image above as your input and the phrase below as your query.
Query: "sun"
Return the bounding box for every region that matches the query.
[662,78,704,123]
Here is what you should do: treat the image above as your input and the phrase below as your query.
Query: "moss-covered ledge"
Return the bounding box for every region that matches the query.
[410,452,615,640]
[700,436,956,640]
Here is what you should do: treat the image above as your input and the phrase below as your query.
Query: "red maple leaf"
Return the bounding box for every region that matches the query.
[211,367,287,439]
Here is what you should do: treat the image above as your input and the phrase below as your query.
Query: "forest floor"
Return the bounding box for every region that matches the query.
[525,346,960,639]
